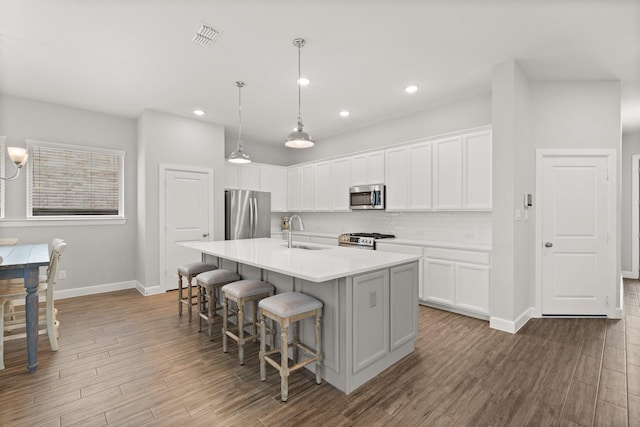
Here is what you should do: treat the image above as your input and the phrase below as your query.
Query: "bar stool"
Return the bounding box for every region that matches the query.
[259,292,323,402]
[177,262,217,321]
[196,269,241,340]
[221,280,275,364]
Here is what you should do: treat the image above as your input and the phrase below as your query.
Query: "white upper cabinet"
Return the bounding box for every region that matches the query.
[350,150,385,186]
[238,163,260,191]
[313,161,332,211]
[385,142,433,211]
[224,163,239,189]
[463,131,492,209]
[287,167,300,212]
[433,136,464,209]
[433,129,491,210]
[330,157,351,211]
[299,164,314,211]
[259,164,288,212]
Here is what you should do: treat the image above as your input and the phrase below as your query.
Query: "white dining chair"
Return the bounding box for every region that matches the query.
[0,239,66,369]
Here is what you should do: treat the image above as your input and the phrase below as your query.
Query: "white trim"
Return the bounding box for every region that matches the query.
[0,218,127,227]
[489,307,532,334]
[158,163,215,292]
[0,136,6,219]
[632,155,640,279]
[535,149,618,317]
[622,270,636,279]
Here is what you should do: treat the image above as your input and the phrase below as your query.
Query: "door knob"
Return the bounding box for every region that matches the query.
[202,233,209,238]
[544,242,553,248]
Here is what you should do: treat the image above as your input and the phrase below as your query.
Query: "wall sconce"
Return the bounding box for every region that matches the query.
[1,146,28,181]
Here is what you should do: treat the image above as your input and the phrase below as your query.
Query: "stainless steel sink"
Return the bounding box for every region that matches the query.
[286,244,329,250]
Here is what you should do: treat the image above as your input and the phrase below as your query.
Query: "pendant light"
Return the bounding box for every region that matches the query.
[228,81,251,164]
[285,38,314,148]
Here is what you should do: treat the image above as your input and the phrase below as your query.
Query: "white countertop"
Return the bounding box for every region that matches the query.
[179,238,420,283]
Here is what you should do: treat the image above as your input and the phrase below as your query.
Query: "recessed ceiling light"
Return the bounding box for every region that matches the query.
[193,109,205,116]
[405,85,418,94]
[298,77,310,86]
[339,110,350,117]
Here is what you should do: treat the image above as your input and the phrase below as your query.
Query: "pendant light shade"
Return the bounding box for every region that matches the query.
[228,81,251,164]
[285,38,314,149]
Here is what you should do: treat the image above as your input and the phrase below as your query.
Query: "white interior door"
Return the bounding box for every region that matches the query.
[161,166,212,291]
[540,155,610,315]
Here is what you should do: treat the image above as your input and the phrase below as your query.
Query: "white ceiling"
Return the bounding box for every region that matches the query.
[1,0,639,148]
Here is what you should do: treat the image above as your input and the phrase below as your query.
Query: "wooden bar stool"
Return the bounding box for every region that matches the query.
[221,279,275,364]
[177,262,217,321]
[259,292,323,402]
[196,269,240,340]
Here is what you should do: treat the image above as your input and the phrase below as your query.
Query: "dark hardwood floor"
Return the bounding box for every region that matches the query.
[1,280,639,426]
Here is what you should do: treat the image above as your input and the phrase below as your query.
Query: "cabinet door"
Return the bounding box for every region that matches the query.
[287,167,300,211]
[408,142,432,209]
[455,263,490,314]
[260,165,287,212]
[463,131,492,209]
[352,269,390,372]
[313,161,331,211]
[238,164,260,191]
[390,262,418,351]
[385,147,408,210]
[433,136,463,209]
[300,164,314,211]
[368,151,385,184]
[224,163,239,189]
[350,154,368,186]
[331,157,351,211]
[424,258,455,305]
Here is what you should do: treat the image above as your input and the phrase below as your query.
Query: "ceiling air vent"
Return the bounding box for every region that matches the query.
[193,24,220,47]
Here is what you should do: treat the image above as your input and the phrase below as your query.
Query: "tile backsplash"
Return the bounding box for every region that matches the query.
[271,211,492,244]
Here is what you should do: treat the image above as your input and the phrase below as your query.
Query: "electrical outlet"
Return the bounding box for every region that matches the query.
[59,270,67,280]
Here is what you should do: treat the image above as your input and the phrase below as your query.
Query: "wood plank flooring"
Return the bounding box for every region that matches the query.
[1,280,639,426]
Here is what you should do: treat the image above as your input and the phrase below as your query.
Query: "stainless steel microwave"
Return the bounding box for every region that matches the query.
[349,184,385,210]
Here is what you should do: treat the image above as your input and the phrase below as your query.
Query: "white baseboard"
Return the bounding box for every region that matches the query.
[489,307,533,334]
[137,282,164,296]
[622,270,638,279]
[55,280,139,300]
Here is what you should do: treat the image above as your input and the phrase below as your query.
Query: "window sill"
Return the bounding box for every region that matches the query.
[0,218,128,227]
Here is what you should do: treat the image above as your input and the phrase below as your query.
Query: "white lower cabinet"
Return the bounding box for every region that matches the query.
[423,247,490,317]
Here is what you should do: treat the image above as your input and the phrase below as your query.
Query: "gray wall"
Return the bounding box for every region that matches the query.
[0,94,138,292]
[137,110,225,292]
[620,132,640,273]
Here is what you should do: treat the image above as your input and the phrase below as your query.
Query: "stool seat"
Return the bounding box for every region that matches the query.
[222,279,274,299]
[197,269,240,286]
[259,292,323,318]
[177,262,216,321]
[197,269,241,340]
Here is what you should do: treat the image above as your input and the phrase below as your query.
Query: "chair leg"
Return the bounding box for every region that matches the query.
[46,296,59,351]
[259,312,266,381]
[280,324,289,401]
[178,273,183,316]
[197,284,204,333]
[222,295,228,353]
[0,298,5,370]
[315,311,322,384]
[207,286,215,340]
[186,275,193,322]
[238,299,245,365]
[292,321,299,364]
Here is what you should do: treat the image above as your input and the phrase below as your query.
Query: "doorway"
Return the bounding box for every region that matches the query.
[536,150,616,316]
[159,164,214,292]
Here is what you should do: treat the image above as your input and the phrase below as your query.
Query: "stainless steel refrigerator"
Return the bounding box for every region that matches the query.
[225,190,271,240]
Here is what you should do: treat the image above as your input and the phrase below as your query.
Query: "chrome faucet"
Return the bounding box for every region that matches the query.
[288,215,305,248]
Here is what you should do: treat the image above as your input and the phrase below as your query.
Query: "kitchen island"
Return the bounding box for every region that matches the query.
[179,237,420,394]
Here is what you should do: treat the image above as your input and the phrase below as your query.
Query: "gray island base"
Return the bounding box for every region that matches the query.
[180,238,420,394]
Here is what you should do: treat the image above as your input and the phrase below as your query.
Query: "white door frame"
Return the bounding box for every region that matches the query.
[159,163,214,292]
[629,154,640,279]
[534,149,617,317]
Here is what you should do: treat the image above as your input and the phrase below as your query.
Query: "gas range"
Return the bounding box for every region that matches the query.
[338,232,395,250]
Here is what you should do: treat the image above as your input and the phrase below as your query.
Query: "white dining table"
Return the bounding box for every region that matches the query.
[0,243,49,372]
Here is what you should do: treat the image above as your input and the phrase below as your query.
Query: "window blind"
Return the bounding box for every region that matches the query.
[30,145,122,216]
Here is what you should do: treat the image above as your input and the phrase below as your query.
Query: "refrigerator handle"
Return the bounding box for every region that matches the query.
[249,197,254,238]
[252,197,258,237]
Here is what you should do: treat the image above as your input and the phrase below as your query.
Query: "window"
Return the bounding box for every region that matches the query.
[27,140,125,218]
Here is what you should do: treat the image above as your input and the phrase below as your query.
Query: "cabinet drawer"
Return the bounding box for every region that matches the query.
[424,247,490,265]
